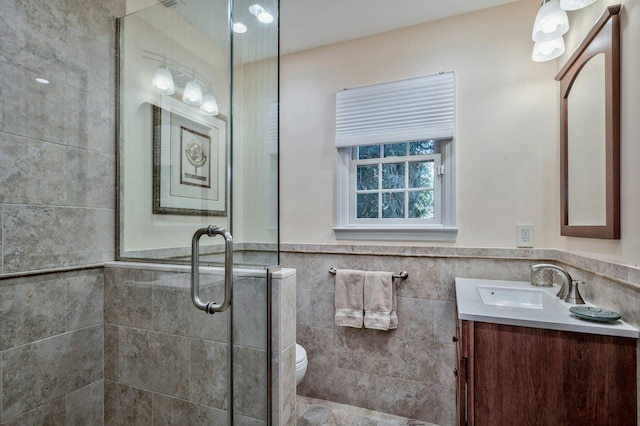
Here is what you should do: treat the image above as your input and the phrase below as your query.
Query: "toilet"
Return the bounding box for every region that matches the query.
[295,343,308,385]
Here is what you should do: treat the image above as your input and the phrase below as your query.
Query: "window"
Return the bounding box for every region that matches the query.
[352,140,441,223]
[334,73,457,241]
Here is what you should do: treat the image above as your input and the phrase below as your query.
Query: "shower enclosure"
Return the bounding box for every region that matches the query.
[115,0,279,423]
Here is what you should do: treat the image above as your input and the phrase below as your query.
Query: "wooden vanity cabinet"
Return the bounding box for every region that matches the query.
[457,320,637,425]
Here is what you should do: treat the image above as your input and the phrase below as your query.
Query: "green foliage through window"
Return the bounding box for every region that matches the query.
[354,141,437,220]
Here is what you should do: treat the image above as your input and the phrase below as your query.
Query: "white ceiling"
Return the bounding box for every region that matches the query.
[128,0,521,60]
[280,0,520,54]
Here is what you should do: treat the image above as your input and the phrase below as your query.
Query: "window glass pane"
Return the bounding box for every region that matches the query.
[409,140,435,155]
[409,190,434,218]
[358,145,380,160]
[382,163,405,189]
[357,193,378,218]
[357,165,378,190]
[408,161,434,189]
[382,192,405,218]
[383,143,407,157]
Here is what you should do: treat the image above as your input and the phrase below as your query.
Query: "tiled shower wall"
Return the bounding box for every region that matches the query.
[102,264,298,426]
[281,245,640,425]
[0,269,105,424]
[0,0,123,274]
[0,0,123,424]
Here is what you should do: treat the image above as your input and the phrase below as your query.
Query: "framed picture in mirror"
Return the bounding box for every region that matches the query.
[152,97,227,216]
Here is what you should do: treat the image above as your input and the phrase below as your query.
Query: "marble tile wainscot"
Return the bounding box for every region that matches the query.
[103,262,297,426]
[0,267,105,425]
[280,244,640,425]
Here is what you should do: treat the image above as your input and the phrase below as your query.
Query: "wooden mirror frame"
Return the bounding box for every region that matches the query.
[555,5,621,239]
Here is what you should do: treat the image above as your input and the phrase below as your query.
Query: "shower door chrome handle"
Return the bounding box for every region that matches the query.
[191,225,233,314]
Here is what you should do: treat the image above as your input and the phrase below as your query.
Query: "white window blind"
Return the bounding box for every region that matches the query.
[335,72,455,148]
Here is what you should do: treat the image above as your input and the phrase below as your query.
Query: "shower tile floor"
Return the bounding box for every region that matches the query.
[296,396,439,425]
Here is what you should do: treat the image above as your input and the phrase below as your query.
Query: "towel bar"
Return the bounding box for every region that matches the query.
[329,267,408,279]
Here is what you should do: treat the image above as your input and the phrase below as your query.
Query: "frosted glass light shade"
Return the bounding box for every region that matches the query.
[152,67,175,95]
[532,0,569,42]
[200,93,219,116]
[560,0,597,10]
[532,37,565,62]
[183,80,203,106]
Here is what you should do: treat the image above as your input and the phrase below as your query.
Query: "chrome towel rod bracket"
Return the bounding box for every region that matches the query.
[329,267,408,279]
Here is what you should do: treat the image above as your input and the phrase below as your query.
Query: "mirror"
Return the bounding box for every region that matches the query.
[556,5,620,239]
[567,53,606,226]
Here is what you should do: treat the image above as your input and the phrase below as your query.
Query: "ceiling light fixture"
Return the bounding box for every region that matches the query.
[532,36,566,62]
[532,0,569,42]
[35,77,50,84]
[559,0,597,11]
[249,4,274,24]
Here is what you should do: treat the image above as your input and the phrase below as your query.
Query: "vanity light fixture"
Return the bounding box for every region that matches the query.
[532,0,569,42]
[200,93,219,116]
[532,36,565,62]
[559,0,597,11]
[152,66,175,95]
[249,4,274,24]
[183,80,204,106]
[144,50,218,115]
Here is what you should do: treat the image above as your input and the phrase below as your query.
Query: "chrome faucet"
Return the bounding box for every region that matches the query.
[530,263,573,300]
[564,280,585,305]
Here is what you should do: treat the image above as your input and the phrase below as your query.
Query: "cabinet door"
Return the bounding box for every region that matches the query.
[472,322,636,425]
[457,320,474,426]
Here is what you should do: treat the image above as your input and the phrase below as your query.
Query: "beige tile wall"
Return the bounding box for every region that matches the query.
[103,264,270,425]
[0,0,122,275]
[282,244,640,425]
[0,269,105,424]
[1,250,638,424]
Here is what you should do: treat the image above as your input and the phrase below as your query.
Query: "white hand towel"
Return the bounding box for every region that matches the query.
[364,271,395,331]
[334,269,365,328]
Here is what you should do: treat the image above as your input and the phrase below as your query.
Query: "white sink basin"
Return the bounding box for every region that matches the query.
[476,285,554,309]
[455,277,639,338]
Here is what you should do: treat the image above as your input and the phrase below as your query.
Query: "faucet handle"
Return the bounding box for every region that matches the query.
[564,280,586,305]
[531,268,554,287]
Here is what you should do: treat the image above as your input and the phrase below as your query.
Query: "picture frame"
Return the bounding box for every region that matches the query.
[152,97,227,216]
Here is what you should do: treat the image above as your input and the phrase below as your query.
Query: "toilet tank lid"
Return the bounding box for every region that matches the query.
[295,343,307,363]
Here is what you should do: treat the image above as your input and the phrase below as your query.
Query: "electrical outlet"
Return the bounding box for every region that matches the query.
[516,225,534,248]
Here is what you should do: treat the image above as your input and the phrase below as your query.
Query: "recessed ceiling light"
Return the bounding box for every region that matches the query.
[233,22,248,33]
[35,78,50,84]
[257,11,273,24]
[248,4,263,15]
[249,4,273,24]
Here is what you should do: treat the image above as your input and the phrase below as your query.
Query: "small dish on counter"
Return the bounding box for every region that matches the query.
[569,306,622,322]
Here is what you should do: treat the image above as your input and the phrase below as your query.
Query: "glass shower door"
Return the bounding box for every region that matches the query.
[116,0,278,424]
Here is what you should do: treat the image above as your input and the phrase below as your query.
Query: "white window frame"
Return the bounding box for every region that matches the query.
[335,139,457,242]
[333,72,458,242]
[349,146,441,225]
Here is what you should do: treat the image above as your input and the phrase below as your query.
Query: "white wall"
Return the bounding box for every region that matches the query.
[552,0,640,267]
[280,0,559,248]
[280,0,640,268]
[121,6,230,255]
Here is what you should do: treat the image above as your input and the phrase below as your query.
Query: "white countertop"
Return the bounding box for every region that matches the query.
[455,277,639,339]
